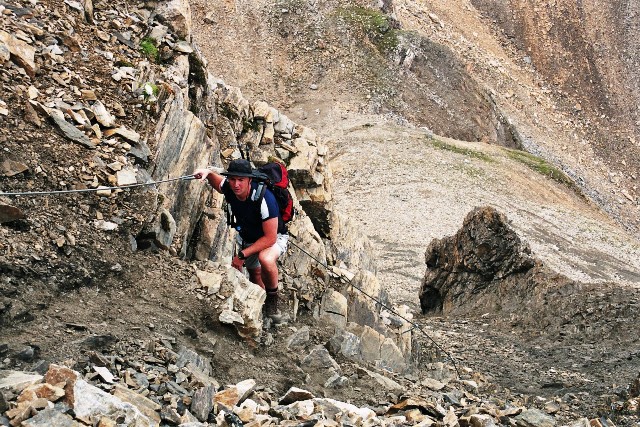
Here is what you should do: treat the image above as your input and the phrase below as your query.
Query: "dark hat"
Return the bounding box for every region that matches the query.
[221,159,254,177]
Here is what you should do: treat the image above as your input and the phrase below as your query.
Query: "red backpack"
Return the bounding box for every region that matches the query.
[252,162,295,224]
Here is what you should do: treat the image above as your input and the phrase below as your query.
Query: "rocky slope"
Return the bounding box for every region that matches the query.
[0,0,639,426]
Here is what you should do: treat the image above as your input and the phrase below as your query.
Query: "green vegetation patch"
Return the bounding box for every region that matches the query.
[335,6,399,53]
[429,137,493,162]
[139,38,159,62]
[506,149,576,188]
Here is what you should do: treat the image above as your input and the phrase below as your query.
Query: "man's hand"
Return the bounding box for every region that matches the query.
[231,255,244,272]
[193,168,212,182]
[193,167,225,193]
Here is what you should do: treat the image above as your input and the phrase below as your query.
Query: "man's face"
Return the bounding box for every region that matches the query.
[228,176,252,197]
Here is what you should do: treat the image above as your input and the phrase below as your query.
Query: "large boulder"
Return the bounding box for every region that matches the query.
[420,206,537,313]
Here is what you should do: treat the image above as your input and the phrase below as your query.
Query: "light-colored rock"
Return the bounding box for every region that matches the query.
[195,269,222,294]
[0,30,36,76]
[278,387,314,405]
[219,309,243,325]
[103,126,140,143]
[222,268,265,338]
[287,139,321,188]
[116,168,137,186]
[363,368,403,391]
[113,384,161,424]
[301,346,340,372]
[252,101,271,120]
[320,289,347,327]
[470,413,497,427]
[174,41,193,53]
[214,379,256,411]
[73,379,156,426]
[286,326,310,348]
[0,371,43,392]
[155,0,192,40]
[91,101,116,128]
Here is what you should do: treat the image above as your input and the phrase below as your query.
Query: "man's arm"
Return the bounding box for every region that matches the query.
[239,217,278,258]
[193,168,225,193]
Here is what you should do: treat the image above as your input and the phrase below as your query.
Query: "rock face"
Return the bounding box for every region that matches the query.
[420,206,540,314]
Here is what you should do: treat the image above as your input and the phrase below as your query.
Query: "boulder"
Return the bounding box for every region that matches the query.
[155,0,192,40]
[0,30,36,77]
[419,206,538,314]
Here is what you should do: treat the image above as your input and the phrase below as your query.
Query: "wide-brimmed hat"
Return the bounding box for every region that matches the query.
[220,159,254,177]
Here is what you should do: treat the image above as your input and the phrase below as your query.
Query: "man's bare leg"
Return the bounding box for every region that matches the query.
[258,246,281,291]
[247,267,265,289]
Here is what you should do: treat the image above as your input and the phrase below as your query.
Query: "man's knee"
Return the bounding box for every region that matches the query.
[258,249,278,269]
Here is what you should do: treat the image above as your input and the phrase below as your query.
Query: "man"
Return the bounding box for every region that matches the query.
[193,159,288,322]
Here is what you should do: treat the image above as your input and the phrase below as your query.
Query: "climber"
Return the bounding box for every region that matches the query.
[193,159,288,324]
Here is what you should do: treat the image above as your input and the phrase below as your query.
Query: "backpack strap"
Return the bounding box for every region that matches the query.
[251,182,267,203]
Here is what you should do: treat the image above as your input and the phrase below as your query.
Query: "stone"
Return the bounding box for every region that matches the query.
[17,383,65,403]
[279,387,314,405]
[0,30,36,77]
[81,90,97,101]
[112,384,161,424]
[94,220,118,231]
[514,409,556,427]
[93,366,114,383]
[155,0,192,40]
[362,368,403,391]
[160,406,181,424]
[347,271,382,328]
[0,158,29,177]
[195,270,222,294]
[116,168,137,186]
[190,385,215,421]
[72,379,154,425]
[470,413,497,427]
[103,126,140,143]
[320,289,347,327]
[47,108,96,149]
[292,125,317,143]
[252,101,271,120]
[301,346,340,372]
[214,379,256,411]
[274,113,294,134]
[262,122,275,145]
[175,347,213,377]
[148,25,169,43]
[0,390,6,412]
[286,326,310,348]
[324,373,349,389]
[0,100,6,116]
[222,269,265,338]
[0,204,25,223]
[0,371,43,393]
[287,139,321,188]
[0,44,9,64]
[91,101,116,128]
[146,208,176,250]
[328,329,361,359]
[219,309,243,325]
[421,377,446,391]
[173,41,193,53]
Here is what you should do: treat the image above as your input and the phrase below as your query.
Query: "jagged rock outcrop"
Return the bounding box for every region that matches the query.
[420,206,538,313]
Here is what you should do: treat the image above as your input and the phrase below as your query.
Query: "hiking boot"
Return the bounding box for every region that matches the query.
[264,289,286,325]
